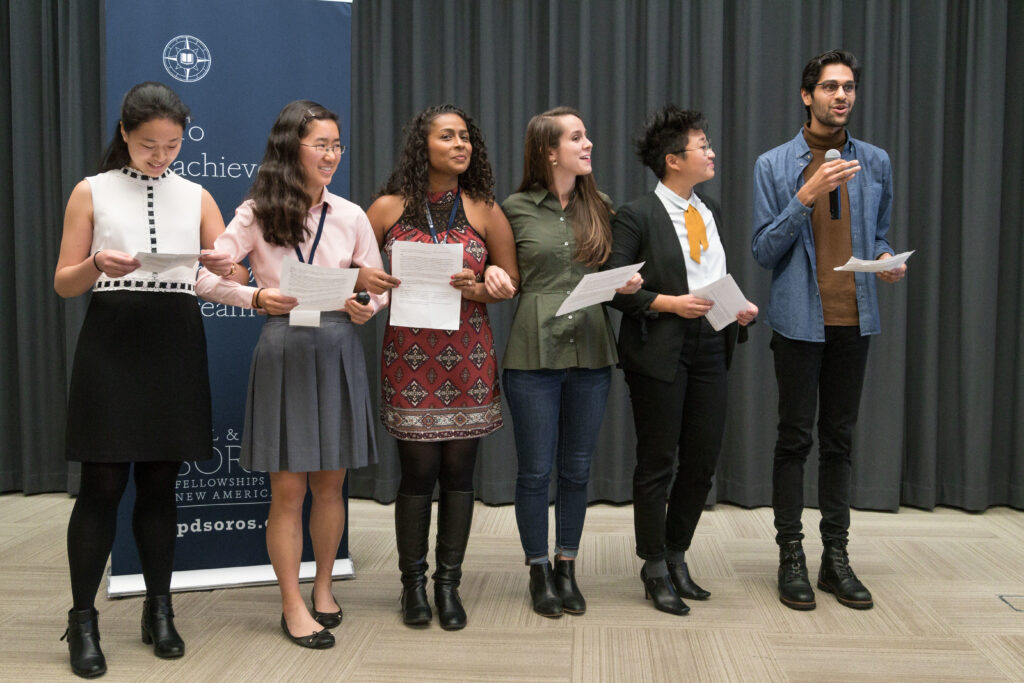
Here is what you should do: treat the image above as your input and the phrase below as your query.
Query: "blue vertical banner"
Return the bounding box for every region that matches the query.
[104,0,354,595]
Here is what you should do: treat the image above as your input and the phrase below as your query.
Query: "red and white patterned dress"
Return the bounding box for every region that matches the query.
[380,188,503,441]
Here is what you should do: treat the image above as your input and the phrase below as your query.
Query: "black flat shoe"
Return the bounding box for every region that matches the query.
[667,560,711,601]
[641,566,689,616]
[310,588,343,629]
[280,614,335,649]
[141,595,185,659]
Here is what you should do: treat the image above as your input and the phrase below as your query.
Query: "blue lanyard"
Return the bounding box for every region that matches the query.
[294,204,328,264]
[424,188,461,244]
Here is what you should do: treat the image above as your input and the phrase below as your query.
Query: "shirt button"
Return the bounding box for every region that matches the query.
[563,241,569,246]
[568,315,573,319]
[569,338,575,343]
[566,290,571,295]
[559,217,565,222]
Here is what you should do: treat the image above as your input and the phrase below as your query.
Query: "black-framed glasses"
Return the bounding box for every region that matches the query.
[814,81,857,95]
[300,143,346,156]
[670,138,713,157]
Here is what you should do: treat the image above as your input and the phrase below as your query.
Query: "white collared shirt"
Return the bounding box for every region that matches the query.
[654,181,727,290]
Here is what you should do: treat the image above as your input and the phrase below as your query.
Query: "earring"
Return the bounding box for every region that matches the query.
[552,160,558,166]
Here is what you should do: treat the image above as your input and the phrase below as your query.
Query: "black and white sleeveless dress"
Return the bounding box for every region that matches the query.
[65,167,212,463]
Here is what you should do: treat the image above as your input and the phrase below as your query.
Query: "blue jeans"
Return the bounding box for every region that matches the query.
[503,367,611,562]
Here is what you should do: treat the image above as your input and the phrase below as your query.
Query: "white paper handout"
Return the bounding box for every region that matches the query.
[389,241,464,331]
[555,262,645,317]
[689,274,750,332]
[833,250,915,272]
[134,252,200,273]
[279,259,359,311]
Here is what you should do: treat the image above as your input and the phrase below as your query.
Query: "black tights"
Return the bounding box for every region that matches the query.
[397,439,479,496]
[67,461,181,610]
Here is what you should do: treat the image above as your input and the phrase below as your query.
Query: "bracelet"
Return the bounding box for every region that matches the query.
[253,287,265,308]
[92,251,103,273]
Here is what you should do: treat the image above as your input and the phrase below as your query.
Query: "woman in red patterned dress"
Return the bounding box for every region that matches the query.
[364,105,518,630]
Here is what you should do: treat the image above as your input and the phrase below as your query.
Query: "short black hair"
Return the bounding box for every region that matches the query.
[634,105,708,180]
[801,49,862,120]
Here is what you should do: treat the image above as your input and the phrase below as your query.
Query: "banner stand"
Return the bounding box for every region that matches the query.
[107,560,354,598]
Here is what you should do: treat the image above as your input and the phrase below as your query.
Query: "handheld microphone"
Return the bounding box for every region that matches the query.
[355,291,371,305]
[825,148,842,220]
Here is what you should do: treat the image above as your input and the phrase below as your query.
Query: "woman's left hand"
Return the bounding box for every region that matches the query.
[736,301,759,326]
[483,265,517,299]
[199,250,235,276]
[615,272,644,295]
[450,267,479,298]
[344,295,374,325]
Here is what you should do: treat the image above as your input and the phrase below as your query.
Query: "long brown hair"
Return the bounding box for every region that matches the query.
[247,100,339,248]
[516,106,612,268]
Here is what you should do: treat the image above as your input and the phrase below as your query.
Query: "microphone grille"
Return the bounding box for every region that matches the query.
[825,148,842,161]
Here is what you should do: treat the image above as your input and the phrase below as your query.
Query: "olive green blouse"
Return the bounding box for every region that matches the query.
[501,185,618,370]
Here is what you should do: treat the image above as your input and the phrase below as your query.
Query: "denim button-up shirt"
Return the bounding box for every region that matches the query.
[751,130,895,342]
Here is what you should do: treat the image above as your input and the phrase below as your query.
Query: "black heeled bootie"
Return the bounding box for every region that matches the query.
[396,492,433,626]
[778,540,816,610]
[553,558,586,615]
[432,490,474,630]
[141,595,185,658]
[529,563,564,618]
[641,566,689,615]
[61,607,106,678]
[667,558,711,601]
[817,540,873,610]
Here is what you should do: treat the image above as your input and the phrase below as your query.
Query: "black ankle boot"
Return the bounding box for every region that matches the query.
[667,559,710,601]
[553,558,585,615]
[141,595,185,658]
[433,490,474,630]
[61,607,106,678]
[529,563,563,618]
[818,541,873,610]
[640,565,689,615]
[396,493,433,626]
[778,540,816,610]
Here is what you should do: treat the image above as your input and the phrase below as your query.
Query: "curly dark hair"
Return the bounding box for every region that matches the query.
[635,105,708,180]
[377,104,495,211]
[247,100,339,248]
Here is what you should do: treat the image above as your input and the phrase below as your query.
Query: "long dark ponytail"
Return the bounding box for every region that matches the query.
[98,81,190,173]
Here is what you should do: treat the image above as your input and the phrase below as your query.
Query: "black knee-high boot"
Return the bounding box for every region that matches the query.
[432,490,474,630]
[396,493,433,625]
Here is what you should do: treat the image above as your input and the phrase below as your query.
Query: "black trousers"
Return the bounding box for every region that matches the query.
[770,327,871,545]
[625,319,727,561]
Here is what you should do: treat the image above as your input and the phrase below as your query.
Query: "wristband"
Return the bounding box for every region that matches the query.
[253,288,265,308]
[92,251,103,273]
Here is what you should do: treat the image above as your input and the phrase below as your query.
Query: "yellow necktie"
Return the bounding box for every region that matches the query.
[685,204,708,263]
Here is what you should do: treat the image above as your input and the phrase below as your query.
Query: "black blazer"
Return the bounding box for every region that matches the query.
[605,191,747,381]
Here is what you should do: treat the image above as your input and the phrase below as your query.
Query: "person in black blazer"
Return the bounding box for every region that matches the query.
[605,106,757,615]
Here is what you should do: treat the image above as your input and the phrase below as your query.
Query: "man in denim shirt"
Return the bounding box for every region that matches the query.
[751,50,907,612]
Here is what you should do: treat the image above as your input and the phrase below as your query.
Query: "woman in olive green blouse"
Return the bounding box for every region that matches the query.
[501,107,640,618]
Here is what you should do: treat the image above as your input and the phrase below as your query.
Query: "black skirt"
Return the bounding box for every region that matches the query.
[65,291,212,463]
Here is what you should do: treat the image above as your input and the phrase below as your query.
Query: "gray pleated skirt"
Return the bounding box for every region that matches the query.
[241,312,378,473]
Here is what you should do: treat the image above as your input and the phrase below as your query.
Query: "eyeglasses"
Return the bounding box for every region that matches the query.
[671,138,714,157]
[814,81,857,95]
[300,143,346,156]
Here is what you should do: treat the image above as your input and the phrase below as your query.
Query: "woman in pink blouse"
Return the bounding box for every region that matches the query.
[197,101,385,649]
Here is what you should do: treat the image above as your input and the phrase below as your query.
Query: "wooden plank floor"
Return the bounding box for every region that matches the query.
[1,493,1023,681]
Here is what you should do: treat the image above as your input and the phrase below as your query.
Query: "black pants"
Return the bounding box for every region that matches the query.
[770,327,870,545]
[626,319,727,561]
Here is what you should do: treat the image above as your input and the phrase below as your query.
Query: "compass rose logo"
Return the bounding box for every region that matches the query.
[162,35,212,83]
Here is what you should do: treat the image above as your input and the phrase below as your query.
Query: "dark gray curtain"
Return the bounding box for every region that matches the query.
[1,0,102,493]
[4,1,1022,512]
[347,0,1024,511]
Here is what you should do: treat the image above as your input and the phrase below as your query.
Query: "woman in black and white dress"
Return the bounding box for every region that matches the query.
[54,82,236,678]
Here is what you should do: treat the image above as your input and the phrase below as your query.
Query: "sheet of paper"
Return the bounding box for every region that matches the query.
[389,241,464,330]
[134,252,199,273]
[689,274,750,332]
[833,249,915,272]
[279,259,358,311]
[555,262,645,317]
